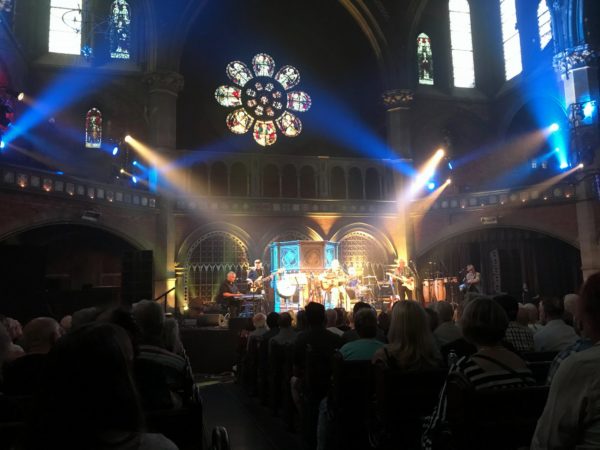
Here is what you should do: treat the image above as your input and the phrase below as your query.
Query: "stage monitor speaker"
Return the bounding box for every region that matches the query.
[121,250,153,304]
[196,314,222,327]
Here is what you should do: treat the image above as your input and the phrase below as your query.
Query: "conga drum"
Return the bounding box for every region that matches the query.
[422,279,432,305]
[434,278,447,301]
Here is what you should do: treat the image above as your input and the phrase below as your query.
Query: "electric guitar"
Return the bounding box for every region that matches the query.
[386,272,415,291]
[249,268,284,292]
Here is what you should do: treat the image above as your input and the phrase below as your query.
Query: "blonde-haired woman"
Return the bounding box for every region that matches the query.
[372,300,441,370]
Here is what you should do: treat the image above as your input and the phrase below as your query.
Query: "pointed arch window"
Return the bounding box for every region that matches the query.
[85,108,102,148]
[109,0,131,59]
[500,0,522,80]
[449,0,475,88]
[537,0,553,50]
[49,0,82,55]
[417,33,434,85]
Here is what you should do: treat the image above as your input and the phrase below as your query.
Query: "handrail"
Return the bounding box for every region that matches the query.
[154,287,176,313]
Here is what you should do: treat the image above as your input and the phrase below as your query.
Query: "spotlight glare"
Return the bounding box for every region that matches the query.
[549,123,560,132]
[124,135,132,143]
[55,171,64,175]
[0,140,4,149]
[17,92,24,102]
[446,178,452,185]
[447,161,453,170]
[435,148,445,158]
[555,147,560,153]
[427,181,436,191]
[559,162,569,169]
[132,160,138,167]
[579,163,584,169]
[132,176,138,184]
[119,168,125,174]
[112,146,119,156]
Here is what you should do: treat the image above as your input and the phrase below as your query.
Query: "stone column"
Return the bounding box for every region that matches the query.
[142,72,184,309]
[554,45,600,279]
[382,89,414,261]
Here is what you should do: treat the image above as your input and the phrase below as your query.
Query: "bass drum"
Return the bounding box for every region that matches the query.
[276,278,296,298]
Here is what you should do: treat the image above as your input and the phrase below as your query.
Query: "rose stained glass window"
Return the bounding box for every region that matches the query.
[215,53,311,146]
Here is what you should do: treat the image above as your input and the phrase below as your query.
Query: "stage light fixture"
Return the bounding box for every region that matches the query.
[427,181,436,191]
[124,135,132,143]
[446,178,452,185]
[17,92,24,102]
[55,171,64,175]
[119,168,125,174]
[132,160,138,167]
[132,176,138,184]
[579,163,584,169]
[549,123,560,132]
[555,147,560,153]
[559,162,569,169]
[112,146,119,156]
[436,148,445,158]
[447,161,454,170]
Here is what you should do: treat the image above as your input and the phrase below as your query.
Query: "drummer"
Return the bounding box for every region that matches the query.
[345,266,360,301]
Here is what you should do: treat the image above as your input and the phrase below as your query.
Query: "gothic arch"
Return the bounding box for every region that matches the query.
[176,222,253,265]
[330,223,397,261]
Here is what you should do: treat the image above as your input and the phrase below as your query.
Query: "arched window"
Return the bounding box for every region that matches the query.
[330,166,346,199]
[299,166,316,198]
[348,167,363,199]
[365,168,381,200]
[338,231,387,278]
[449,0,475,88]
[210,162,228,196]
[190,163,208,195]
[185,231,249,303]
[49,0,82,55]
[230,162,248,197]
[500,0,522,80]
[85,108,102,148]
[537,0,553,50]
[263,164,280,197]
[282,164,298,198]
[109,0,131,60]
[417,33,434,85]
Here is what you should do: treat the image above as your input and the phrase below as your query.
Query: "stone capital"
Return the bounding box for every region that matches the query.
[553,44,598,76]
[143,71,184,95]
[382,89,414,110]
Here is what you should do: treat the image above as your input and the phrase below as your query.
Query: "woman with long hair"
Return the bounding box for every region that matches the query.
[372,300,441,370]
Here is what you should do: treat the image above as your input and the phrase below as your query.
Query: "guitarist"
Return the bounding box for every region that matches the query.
[247,259,266,291]
[392,259,416,301]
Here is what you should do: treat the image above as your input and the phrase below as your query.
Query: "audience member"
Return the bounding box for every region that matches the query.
[133,300,194,410]
[432,301,461,348]
[425,307,439,332]
[423,297,535,449]
[294,309,307,332]
[59,315,72,334]
[334,308,351,332]
[377,310,391,336]
[163,317,185,356]
[563,293,578,328]
[532,273,600,449]
[339,308,384,360]
[248,313,269,341]
[1,317,24,361]
[372,300,441,370]
[523,302,543,333]
[71,306,101,330]
[494,294,534,353]
[3,317,60,395]
[342,302,386,343]
[534,297,578,352]
[257,312,280,361]
[270,312,296,347]
[24,322,177,450]
[98,306,141,352]
[326,309,344,336]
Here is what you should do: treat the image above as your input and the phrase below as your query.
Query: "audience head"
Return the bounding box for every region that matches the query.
[266,312,280,329]
[325,309,337,328]
[22,317,61,353]
[516,304,529,326]
[577,272,600,341]
[71,307,101,330]
[2,317,23,342]
[353,301,371,316]
[540,296,564,324]
[425,307,439,332]
[564,294,578,315]
[334,307,347,327]
[133,300,165,344]
[59,315,72,333]
[278,312,293,329]
[461,296,509,347]
[378,311,390,335]
[97,306,140,350]
[162,317,183,355]
[31,322,142,449]
[522,302,539,324]
[386,300,438,369]
[305,302,326,329]
[354,308,377,339]
[295,310,307,331]
[252,313,267,329]
[435,301,454,324]
[493,294,519,321]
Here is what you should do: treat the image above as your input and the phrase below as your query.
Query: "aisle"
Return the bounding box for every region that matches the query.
[199,380,302,450]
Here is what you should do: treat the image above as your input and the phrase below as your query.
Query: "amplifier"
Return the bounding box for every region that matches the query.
[196,314,222,327]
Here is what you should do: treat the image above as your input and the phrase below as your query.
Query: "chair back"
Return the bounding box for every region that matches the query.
[522,351,558,362]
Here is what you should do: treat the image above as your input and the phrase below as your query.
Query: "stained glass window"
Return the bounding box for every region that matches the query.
[216,53,311,146]
[537,0,553,50]
[449,0,475,88]
[500,0,523,80]
[338,231,386,277]
[109,0,131,60]
[85,108,102,148]
[417,33,434,85]
[49,0,82,55]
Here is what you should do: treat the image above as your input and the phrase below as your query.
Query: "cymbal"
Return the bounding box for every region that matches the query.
[363,275,377,279]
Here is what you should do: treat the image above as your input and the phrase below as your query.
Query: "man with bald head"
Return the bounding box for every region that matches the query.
[3,317,61,395]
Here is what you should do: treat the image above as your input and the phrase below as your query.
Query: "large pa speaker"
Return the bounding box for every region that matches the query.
[121,250,153,304]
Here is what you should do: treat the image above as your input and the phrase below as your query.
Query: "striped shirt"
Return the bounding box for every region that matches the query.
[422,353,535,449]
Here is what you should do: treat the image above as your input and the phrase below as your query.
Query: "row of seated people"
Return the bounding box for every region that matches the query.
[0,300,205,450]
[237,275,600,450]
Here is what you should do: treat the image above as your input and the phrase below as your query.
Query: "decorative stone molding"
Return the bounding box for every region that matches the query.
[142,72,184,95]
[382,89,414,110]
[553,44,598,75]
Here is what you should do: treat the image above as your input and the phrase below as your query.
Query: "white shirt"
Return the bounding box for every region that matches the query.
[533,319,578,352]
[531,343,600,449]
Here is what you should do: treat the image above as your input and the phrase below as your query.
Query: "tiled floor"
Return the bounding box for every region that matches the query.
[199,381,302,450]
